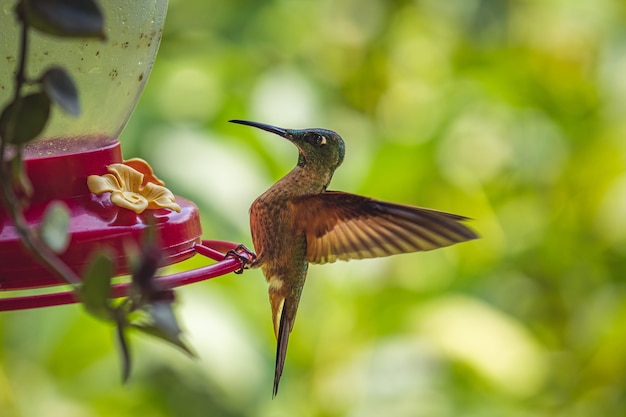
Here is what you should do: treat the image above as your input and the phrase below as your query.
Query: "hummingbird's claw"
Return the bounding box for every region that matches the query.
[225,244,257,274]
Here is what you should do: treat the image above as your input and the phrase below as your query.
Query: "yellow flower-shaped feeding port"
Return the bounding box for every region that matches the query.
[87,162,181,214]
[123,158,165,186]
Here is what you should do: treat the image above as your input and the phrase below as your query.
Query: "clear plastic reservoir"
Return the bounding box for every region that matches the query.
[0,0,168,158]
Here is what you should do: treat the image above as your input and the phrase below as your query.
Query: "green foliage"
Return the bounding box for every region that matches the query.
[124,239,196,366]
[39,200,71,253]
[131,300,196,358]
[0,92,51,144]
[41,67,81,116]
[0,67,80,144]
[80,241,194,383]
[115,312,133,382]
[80,250,114,321]
[1,0,100,144]
[7,151,33,199]
[19,0,105,39]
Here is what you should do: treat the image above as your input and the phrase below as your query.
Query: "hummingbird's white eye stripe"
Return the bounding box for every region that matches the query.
[320,136,327,145]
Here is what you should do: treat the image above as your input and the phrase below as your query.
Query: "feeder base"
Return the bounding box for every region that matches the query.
[0,140,202,290]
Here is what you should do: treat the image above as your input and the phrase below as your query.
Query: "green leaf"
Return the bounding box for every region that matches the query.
[132,301,196,358]
[20,0,106,40]
[0,92,51,144]
[39,201,71,253]
[80,250,114,321]
[41,67,80,116]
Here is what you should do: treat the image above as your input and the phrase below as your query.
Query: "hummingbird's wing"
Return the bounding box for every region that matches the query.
[292,191,478,264]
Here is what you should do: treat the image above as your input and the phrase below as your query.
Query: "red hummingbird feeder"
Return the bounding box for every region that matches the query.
[0,1,251,311]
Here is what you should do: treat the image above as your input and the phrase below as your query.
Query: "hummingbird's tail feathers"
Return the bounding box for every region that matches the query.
[273,301,292,398]
[292,191,478,264]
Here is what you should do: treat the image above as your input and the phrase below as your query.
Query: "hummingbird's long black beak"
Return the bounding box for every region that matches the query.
[229,120,291,139]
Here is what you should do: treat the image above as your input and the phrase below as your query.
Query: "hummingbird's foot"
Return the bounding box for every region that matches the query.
[225,244,257,274]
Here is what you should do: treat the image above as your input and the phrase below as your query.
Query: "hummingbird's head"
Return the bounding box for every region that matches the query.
[230,120,345,172]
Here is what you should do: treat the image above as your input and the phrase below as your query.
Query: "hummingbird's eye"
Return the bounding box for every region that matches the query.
[305,132,326,146]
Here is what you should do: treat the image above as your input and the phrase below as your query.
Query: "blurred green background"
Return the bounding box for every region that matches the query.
[3,0,626,416]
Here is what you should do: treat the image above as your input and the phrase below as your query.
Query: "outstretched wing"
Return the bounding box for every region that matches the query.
[291,191,478,264]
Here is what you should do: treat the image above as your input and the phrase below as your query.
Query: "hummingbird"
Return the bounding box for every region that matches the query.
[229,119,478,397]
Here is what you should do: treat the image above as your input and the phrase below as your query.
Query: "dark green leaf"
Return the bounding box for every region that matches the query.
[132,301,196,357]
[0,92,51,144]
[21,0,106,40]
[41,67,80,116]
[40,201,71,253]
[80,250,114,321]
